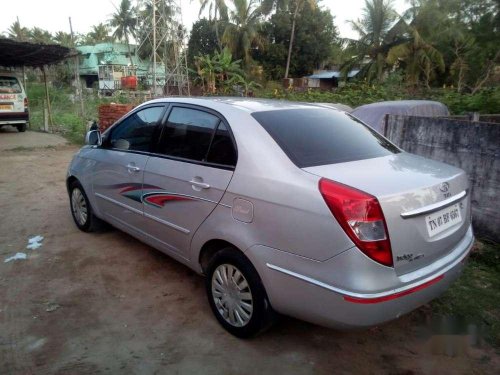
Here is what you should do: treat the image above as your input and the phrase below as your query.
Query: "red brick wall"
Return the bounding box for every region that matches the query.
[98,104,135,132]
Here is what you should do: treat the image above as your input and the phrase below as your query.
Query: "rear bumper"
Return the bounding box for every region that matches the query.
[0,111,29,125]
[245,225,474,329]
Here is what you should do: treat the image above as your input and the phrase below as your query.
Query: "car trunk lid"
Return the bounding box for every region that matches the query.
[304,152,471,275]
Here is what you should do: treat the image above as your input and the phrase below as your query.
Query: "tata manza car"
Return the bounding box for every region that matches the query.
[67,98,474,337]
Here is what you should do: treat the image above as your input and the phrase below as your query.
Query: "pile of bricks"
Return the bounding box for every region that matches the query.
[98,104,135,132]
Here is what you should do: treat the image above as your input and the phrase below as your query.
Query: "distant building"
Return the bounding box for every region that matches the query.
[306,70,360,90]
[76,43,165,91]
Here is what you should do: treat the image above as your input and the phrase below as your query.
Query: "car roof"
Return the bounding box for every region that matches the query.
[145,96,342,114]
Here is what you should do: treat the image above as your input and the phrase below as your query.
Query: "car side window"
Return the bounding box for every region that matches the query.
[158,107,220,161]
[108,106,164,152]
[206,122,237,166]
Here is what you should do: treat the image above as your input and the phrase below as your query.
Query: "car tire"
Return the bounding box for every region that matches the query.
[17,123,26,132]
[205,248,275,338]
[69,180,105,232]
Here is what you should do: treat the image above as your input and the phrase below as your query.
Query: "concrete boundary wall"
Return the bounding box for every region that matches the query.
[384,115,499,242]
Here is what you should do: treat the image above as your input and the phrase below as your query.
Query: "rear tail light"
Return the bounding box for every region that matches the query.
[24,97,28,108]
[319,178,393,267]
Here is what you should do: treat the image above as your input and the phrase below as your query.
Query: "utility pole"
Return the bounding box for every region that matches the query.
[69,17,85,119]
[152,0,157,97]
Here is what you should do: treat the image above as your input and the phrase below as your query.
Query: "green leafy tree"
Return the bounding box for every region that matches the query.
[194,47,243,93]
[222,0,265,65]
[256,3,339,79]
[7,20,29,41]
[187,19,222,67]
[199,0,228,49]
[29,27,53,44]
[343,0,401,82]
[406,0,499,90]
[110,0,137,66]
[84,23,112,44]
[283,0,316,78]
[387,27,445,88]
[54,31,73,47]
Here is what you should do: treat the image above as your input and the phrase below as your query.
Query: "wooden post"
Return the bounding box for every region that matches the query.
[42,66,53,131]
[69,17,85,120]
[43,99,49,132]
[22,65,29,128]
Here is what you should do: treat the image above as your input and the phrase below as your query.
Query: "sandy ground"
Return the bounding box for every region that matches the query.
[0,127,67,151]
[0,141,498,375]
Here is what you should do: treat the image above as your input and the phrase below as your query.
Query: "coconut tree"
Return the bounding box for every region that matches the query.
[342,0,402,82]
[7,20,29,41]
[86,23,112,44]
[387,27,445,88]
[29,27,54,44]
[284,0,316,79]
[110,0,137,66]
[54,31,73,47]
[222,0,265,65]
[199,0,228,50]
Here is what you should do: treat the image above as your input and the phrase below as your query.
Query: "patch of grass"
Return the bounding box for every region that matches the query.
[25,82,144,144]
[430,240,500,347]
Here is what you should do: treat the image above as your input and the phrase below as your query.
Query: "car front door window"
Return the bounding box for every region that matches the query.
[109,106,164,152]
[158,107,220,161]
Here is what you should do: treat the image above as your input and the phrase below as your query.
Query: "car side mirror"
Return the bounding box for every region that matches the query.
[85,130,102,146]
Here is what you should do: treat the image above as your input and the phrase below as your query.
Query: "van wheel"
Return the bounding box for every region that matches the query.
[17,123,26,132]
[69,180,104,232]
[205,248,275,338]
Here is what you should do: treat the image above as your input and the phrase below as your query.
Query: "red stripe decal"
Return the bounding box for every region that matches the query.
[144,194,192,207]
[120,186,142,193]
[343,274,444,304]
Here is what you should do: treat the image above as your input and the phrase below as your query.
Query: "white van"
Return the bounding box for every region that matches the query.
[0,74,29,132]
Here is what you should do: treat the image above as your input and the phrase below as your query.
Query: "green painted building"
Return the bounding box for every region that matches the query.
[76,43,165,90]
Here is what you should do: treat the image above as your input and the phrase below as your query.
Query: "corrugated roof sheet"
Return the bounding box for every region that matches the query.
[307,70,360,79]
[0,37,74,67]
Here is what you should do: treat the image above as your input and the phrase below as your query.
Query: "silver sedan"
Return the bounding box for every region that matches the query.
[67,98,474,337]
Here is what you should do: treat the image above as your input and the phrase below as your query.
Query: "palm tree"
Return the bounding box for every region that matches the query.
[29,27,54,44]
[199,0,228,50]
[86,23,112,44]
[284,0,316,79]
[110,0,137,66]
[7,19,29,41]
[387,27,445,88]
[343,0,402,82]
[222,0,265,65]
[54,31,73,47]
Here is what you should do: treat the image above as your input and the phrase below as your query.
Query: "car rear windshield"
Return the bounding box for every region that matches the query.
[252,108,400,167]
[0,76,22,93]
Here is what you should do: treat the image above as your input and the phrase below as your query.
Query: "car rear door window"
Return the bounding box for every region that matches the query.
[158,107,221,162]
[252,108,400,167]
[206,122,237,166]
[109,106,164,152]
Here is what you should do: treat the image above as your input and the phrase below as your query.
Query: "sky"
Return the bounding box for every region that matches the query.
[0,0,408,40]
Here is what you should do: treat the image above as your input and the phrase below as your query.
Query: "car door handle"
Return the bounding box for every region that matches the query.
[190,180,210,189]
[126,164,141,172]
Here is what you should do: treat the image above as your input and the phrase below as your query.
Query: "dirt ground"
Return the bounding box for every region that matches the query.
[0,136,499,375]
[0,127,67,151]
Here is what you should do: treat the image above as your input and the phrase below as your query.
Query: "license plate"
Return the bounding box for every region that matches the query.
[0,104,13,110]
[426,203,462,237]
